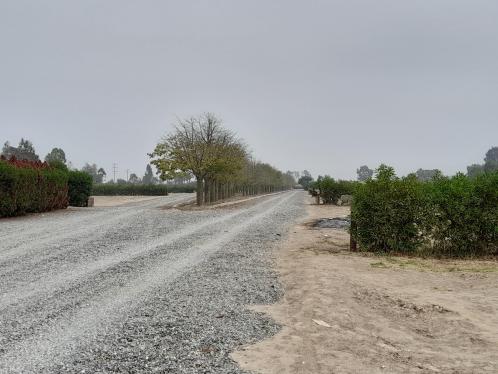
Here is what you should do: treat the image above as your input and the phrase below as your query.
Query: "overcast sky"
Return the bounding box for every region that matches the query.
[1,1,497,180]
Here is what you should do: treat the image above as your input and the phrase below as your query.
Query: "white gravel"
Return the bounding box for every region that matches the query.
[0,191,305,373]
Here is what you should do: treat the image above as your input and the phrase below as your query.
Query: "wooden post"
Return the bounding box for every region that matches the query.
[350,220,357,251]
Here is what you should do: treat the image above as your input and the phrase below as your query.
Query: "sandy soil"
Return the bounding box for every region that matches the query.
[232,197,498,374]
[91,195,165,207]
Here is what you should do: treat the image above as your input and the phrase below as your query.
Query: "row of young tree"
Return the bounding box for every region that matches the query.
[149,113,295,205]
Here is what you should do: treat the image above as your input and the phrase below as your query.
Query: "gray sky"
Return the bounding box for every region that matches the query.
[1,0,497,180]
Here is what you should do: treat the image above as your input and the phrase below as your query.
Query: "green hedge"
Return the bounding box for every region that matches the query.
[167,184,196,193]
[309,176,358,204]
[92,184,169,196]
[91,183,197,196]
[68,171,93,207]
[0,160,69,217]
[351,165,498,257]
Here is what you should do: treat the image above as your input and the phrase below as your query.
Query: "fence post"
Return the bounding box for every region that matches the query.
[350,220,357,251]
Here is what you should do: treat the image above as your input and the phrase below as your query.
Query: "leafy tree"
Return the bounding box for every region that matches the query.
[81,163,105,184]
[45,148,66,164]
[142,164,154,185]
[298,175,313,190]
[2,139,39,161]
[484,146,498,172]
[18,138,37,157]
[150,113,246,205]
[128,173,140,184]
[415,168,441,182]
[467,164,484,178]
[357,165,373,181]
[116,178,127,185]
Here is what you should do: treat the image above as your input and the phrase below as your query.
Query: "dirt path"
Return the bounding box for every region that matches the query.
[232,198,498,374]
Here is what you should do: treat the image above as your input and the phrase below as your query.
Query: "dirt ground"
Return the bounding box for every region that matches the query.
[232,197,498,374]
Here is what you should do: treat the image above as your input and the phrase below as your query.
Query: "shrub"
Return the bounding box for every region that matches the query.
[0,157,68,217]
[425,173,498,257]
[68,171,93,207]
[92,184,170,196]
[351,165,498,257]
[351,165,427,253]
[309,177,358,204]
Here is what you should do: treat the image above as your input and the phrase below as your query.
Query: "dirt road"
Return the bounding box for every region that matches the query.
[0,191,304,373]
[233,200,498,374]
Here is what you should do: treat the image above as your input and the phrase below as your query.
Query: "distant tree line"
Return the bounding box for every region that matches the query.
[467,147,498,178]
[2,139,165,186]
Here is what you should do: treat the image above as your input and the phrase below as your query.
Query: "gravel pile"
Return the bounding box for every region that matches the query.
[0,191,304,373]
[313,217,351,229]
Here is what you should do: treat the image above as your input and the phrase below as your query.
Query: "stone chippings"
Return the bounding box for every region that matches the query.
[0,192,304,373]
[313,217,351,229]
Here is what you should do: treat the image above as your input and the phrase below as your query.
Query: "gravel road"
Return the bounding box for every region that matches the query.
[0,191,304,373]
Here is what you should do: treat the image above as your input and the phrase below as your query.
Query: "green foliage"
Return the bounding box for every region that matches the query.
[142,164,154,184]
[68,171,93,207]
[467,164,485,178]
[484,147,498,172]
[2,139,39,161]
[351,165,427,253]
[298,175,313,190]
[150,113,293,205]
[309,176,357,204]
[415,168,442,181]
[356,165,373,181]
[425,173,498,256]
[47,160,68,172]
[45,148,66,164]
[81,163,106,184]
[0,159,68,217]
[92,183,171,196]
[351,165,498,257]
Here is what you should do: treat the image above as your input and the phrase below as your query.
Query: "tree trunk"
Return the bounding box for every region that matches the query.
[196,178,204,206]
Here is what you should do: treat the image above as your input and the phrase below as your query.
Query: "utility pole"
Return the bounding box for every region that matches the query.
[113,163,118,183]
[126,169,129,182]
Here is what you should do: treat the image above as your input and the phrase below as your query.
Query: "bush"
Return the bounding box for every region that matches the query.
[92,184,170,196]
[0,157,68,217]
[351,165,427,253]
[351,165,498,257]
[425,173,498,257]
[309,176,357,204]
[166,183,196,193]
[68,171,93,207]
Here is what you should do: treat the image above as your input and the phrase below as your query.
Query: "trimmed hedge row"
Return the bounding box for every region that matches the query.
[0,158,68,217]
[91,183,197,196]
[68,171,93,207]
[351,165,498,257]
[92,184,169,196]
[0,157,94,217]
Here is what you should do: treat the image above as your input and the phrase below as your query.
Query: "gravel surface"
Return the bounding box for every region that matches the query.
[313,217,350,229]
[0,191,305,373]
